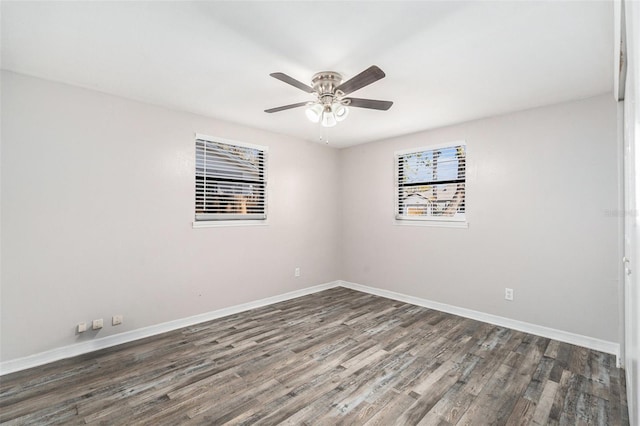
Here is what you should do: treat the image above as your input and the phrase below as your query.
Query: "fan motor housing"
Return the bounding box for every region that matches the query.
[311,71,343,103]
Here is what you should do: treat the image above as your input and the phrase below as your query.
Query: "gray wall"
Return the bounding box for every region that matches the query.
[0,72,621,362]
[340,94,620,342]
[0,71,341,361]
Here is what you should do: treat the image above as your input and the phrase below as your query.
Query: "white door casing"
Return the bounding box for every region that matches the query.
[623,1,640,424]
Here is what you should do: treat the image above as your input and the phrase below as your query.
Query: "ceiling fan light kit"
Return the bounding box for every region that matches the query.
[332,102,349,120]
[265,65,393,128]
[305,103,323,123]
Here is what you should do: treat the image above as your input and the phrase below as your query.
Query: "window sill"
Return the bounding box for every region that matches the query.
[393,220,468,229]
[192,220,269,228]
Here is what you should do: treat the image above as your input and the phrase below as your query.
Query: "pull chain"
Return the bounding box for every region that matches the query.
[319,127,329,145]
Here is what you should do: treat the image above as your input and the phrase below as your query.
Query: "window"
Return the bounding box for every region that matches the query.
[195,134,267,222]
[395,142,466,223]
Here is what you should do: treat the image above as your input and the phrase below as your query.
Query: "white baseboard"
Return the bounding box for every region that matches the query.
[0,281,341,376]
[339,281,620,360]
[2,280,621,375]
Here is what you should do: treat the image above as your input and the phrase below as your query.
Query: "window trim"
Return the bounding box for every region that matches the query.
[394,141,467,227]
[193,133,268,227]
[192,219,268,229]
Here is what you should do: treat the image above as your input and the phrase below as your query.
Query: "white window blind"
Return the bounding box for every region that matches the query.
[395,142,466,222]
[195,135,267,221]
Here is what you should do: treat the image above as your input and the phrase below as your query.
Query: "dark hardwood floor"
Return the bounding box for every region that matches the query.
[0,287,630,425]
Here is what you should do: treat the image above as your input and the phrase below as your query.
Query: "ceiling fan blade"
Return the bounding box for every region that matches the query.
[336,65,386,96]
[270,72,314,93]
[264,101,309,113]
[344,98,393,111]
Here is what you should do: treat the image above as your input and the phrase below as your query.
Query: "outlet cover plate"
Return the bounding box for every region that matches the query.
[505,288,514,301]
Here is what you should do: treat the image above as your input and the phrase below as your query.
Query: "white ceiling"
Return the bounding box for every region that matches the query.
[1,1,613,148]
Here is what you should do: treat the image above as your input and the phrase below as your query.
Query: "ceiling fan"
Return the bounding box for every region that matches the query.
[265,65,393,128]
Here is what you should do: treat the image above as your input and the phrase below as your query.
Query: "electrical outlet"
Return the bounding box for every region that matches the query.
[505,288,514,301]
[77,322,87,333]
[92,319,103,330]
[295,267,301,277]
[112,315,123,326]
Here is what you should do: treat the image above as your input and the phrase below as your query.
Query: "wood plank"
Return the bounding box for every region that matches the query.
[530,379,559,425]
